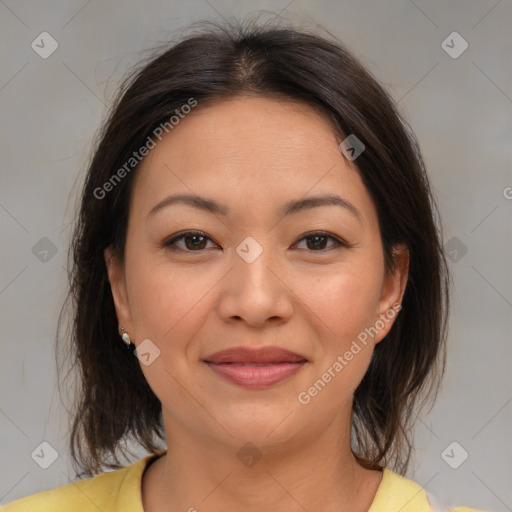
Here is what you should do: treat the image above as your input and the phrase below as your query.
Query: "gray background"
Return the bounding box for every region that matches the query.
[1,0,511,510]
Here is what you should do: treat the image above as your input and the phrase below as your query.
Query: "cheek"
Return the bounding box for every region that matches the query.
[127,261,203,345]
[292,263,383,410]
[294,259,384,346]
[125,260,209,401]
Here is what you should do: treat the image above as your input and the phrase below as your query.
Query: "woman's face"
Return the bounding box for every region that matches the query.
[105,96,408,451]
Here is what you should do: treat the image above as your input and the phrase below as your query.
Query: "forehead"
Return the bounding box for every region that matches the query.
[140,95,342,170]
[131,96,377,227]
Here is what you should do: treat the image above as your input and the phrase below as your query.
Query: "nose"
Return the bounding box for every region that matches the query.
[216,241,294,328]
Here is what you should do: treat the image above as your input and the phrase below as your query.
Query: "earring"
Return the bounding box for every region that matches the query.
[119,326,132,348]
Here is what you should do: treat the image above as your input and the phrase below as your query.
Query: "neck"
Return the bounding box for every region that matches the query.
[142,410,383,512]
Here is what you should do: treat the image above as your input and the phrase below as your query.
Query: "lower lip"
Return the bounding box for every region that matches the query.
[204,361,306,389]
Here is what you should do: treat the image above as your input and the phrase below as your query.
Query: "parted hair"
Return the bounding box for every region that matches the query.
[57,16,449,478]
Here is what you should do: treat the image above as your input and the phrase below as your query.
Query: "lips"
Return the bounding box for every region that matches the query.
[202,346,308,389]
[202,346,308,364]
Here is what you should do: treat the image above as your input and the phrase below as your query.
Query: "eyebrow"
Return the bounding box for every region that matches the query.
[147,193,362,222]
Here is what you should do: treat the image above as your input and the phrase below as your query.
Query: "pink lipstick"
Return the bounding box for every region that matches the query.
[202,346,308,389]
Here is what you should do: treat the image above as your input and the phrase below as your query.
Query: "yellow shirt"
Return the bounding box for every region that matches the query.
[1,450,488,512]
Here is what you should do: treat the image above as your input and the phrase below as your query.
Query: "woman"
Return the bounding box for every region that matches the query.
[1,18,487,512]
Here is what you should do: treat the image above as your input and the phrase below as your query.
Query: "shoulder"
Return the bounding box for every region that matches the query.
[369,468,489,512]
[0,454,155,512]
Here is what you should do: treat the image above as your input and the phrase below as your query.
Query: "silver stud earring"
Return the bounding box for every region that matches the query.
[119,327,132,347]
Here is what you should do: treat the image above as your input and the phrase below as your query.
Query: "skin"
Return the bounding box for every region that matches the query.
[105,95,409,512]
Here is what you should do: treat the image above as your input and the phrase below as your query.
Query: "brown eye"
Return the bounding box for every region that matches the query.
[294,232,346,252]
[163,231,216,252]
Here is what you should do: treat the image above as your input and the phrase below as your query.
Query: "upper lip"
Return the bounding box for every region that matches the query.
[202,346,308,364]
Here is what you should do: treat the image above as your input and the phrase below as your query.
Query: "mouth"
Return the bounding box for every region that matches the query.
[202,346,308,389]
[202,346,308,365]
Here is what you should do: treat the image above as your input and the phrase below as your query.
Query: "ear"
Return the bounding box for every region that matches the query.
[104,246,134,336]
[373,243,409,344]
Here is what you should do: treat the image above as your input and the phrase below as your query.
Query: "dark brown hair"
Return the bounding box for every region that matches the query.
[57,17,449,478]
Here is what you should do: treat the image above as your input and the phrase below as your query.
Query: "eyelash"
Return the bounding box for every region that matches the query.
[162,230,348,253]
